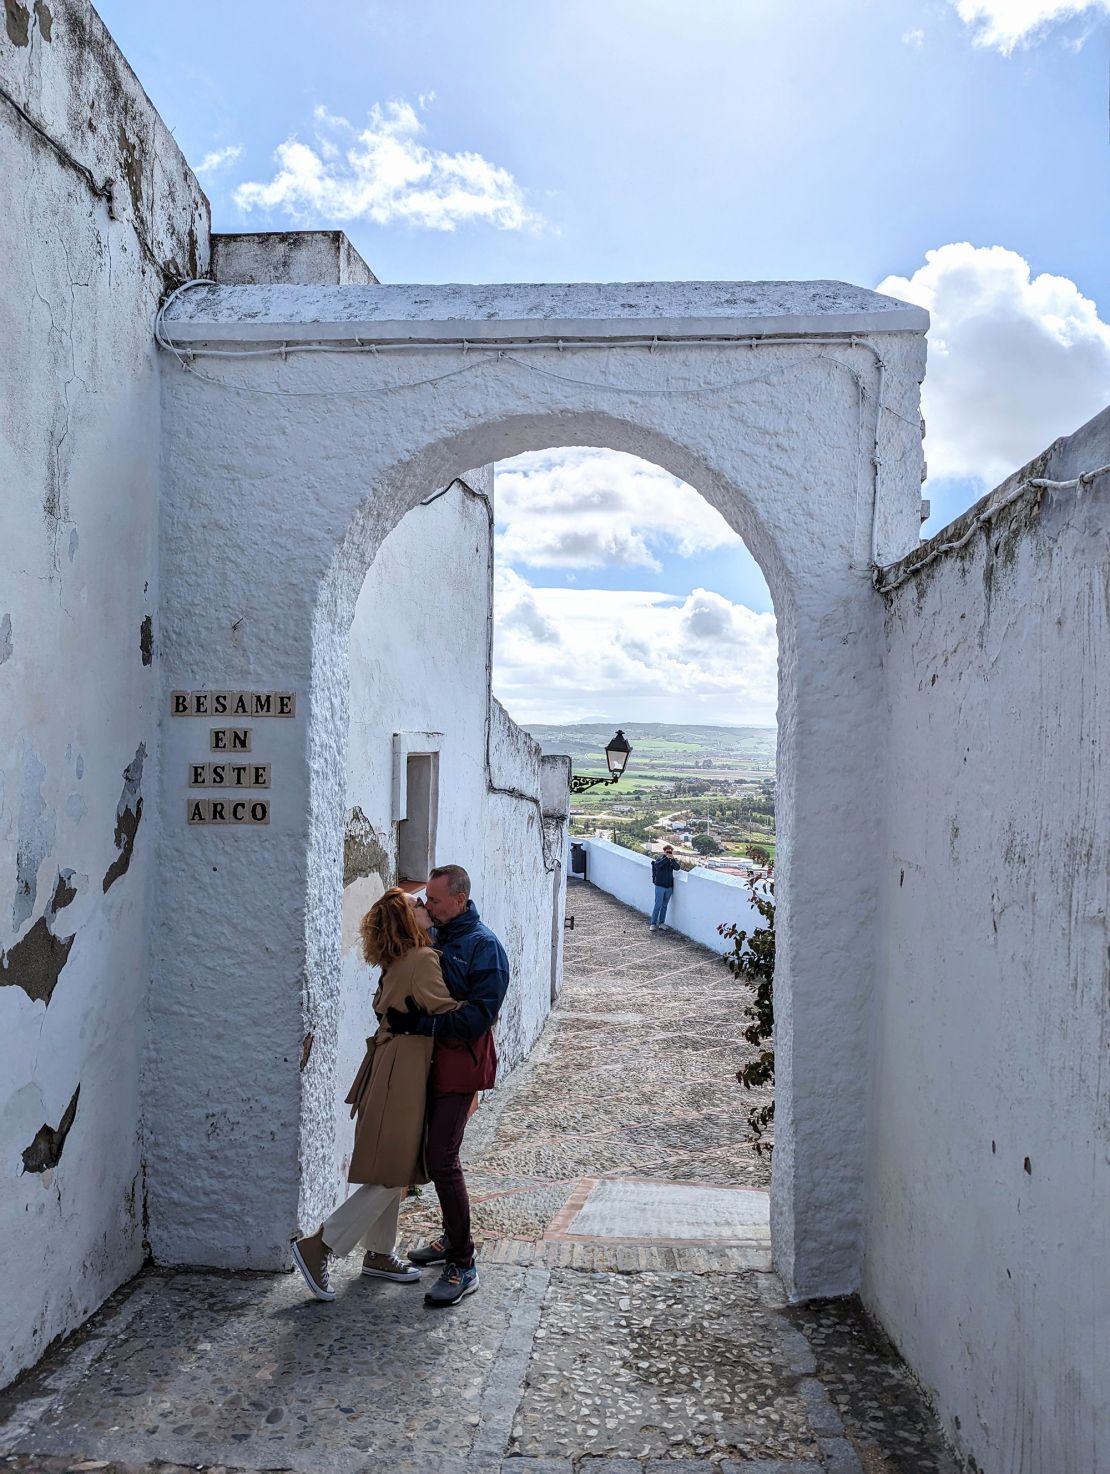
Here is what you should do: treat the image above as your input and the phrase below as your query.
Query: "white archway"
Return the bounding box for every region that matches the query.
[150,281,926,1297]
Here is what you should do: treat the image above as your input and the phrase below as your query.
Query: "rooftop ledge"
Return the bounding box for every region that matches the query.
[162,279,929,345]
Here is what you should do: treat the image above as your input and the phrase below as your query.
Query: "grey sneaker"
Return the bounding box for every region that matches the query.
[362,1250,421,1283]
[407,1235,449,1266]
[424,1261,479,1308]
[292,1229,335,1302]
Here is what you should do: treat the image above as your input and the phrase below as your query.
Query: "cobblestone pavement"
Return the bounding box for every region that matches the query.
[0,884,958,1474]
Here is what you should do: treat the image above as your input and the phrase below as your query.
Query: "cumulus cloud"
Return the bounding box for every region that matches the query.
[950,0,1110,52]
[195,144,242,175]
[493,568,778,726]
[233,101,541,231]
[878,243,1110,485]
[494,448,743,570]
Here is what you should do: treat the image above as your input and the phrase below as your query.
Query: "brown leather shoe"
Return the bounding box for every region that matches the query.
[292,1229,335,1301]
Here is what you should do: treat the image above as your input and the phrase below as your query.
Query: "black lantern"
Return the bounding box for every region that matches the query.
[570,729,633,794]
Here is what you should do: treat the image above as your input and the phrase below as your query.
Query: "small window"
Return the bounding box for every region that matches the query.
[397,753,437,882]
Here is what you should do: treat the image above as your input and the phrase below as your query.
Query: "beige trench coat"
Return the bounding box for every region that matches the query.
[344,946,457,1187]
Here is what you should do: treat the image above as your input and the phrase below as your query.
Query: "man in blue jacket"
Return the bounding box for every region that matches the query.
[386,863,509,1308]
[650,844,681,931]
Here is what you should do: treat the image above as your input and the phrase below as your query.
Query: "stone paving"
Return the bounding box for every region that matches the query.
[0,883,959,1474]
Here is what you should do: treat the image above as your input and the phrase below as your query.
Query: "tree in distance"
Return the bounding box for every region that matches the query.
[692,833,722,855]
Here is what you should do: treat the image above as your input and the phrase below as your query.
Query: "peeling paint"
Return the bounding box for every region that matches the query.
[0,612,11,664]
[115,123,144,222]
[13,742,55,932]
[0,916,75,1005]
[139,614,152,666]
[343,806,390,888]
[22,1085,80,1173]
[299,1032,314,1071]
[49,868,77,914]
[5,0,30,45]
[33,0,51,40]
[102,743,145,893]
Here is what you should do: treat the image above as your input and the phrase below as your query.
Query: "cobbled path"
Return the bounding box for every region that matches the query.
[0,883,959,1474]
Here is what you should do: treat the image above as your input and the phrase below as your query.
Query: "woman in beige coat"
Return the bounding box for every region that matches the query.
[292,888,457,1301]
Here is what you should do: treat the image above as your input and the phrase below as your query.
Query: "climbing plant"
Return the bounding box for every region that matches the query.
[719,881,775,1155]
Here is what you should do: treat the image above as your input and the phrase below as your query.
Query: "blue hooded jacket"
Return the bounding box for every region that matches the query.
[416,901,509,1043]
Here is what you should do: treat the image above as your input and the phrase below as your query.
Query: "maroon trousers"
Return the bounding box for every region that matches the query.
[426,1091,476,1266]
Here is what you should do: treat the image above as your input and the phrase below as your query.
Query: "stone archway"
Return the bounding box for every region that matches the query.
[151,281,926,1298]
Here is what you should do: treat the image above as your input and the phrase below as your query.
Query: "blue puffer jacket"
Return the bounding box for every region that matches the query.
[416,901,509,1043]
[651,854,680,888]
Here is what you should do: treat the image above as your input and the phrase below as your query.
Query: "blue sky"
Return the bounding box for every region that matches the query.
[99,0,1110,724]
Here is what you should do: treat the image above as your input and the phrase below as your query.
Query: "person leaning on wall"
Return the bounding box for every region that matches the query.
[290,887,458,1302]
[649,843,684,931]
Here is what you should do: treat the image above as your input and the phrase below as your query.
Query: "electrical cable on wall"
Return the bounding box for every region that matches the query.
[155,278,914,566]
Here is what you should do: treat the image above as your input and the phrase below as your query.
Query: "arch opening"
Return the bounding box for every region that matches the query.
[302,409,801,1282]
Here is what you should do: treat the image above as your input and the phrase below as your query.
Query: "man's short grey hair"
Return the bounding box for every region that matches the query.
[429,864,471,898]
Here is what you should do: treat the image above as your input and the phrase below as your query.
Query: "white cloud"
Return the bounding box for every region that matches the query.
[878,243,1110,485]
[902,27,926,45]
[195,144,242,176]
[494,448,743,570]
[950,0,1109,52]
[233,100,541,232]
[493,568,778,726]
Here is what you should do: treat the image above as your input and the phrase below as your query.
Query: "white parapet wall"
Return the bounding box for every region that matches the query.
[575,839,768,953]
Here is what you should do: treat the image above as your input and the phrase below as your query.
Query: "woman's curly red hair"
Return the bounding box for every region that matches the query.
[360,886,432,969]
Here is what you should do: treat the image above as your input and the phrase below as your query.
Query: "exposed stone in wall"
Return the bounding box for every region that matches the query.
[5,1,31,46]
[0,613,11,665]
[0,916,75,1005]
[139,614,152,666]
[343,805,390,889]
[21,1084,79,1172]
[102,744,144,893]
[1,866,80,1005]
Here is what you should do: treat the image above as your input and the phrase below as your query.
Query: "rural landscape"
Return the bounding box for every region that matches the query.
[528,722,778,868]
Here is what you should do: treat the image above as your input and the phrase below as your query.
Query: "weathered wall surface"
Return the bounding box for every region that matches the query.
[0,0,209,1385]
[212,231,378,286]
[867,413,1110,1474]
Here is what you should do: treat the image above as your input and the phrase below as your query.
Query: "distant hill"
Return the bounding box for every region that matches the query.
[524,721,776,770]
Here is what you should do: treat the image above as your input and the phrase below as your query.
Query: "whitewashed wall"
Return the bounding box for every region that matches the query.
[576,839,768,954]
[0,1,208,1386]
[867,411,1110,1474]
[485,700,570,1070]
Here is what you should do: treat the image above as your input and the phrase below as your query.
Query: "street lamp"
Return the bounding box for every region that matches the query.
[569,729,633,794]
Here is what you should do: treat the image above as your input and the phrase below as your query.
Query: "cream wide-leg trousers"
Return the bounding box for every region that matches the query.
[320,1184,402,1259]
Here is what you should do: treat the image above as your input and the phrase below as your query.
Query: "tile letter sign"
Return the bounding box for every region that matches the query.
[172,691,295,827]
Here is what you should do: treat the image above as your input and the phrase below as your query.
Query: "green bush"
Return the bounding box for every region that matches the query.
[719,882,775,1156]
